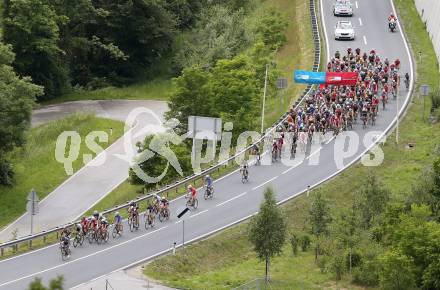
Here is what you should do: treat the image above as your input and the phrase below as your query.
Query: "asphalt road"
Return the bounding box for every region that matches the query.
[0,0,413,289]
[0,100,168,242]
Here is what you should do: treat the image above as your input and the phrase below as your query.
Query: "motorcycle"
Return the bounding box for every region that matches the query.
[389,20,396,32]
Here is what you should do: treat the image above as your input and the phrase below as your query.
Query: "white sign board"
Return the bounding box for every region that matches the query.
[188,116,222,141]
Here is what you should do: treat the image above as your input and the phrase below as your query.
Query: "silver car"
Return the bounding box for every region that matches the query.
[334,21,355,40]
[334,2,353,16]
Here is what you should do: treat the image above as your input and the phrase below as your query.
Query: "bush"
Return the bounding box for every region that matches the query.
[299,234,311,252]
[431,89,440,110]
[330,251,346,281]
[0,159,14,186]
[290,233,299,256]
[352,249,381,287]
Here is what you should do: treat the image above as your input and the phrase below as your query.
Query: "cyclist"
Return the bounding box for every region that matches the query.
[92,210,101,231]
[80,216,90,234]
[240,161,249,181]
[187,185,197,206]
[204,174,213,197]
[160,196,169,212]
[404,72,410,88]
[113,212,122,234]
[60,227,71,258]
[252,144,261,164]
[128,201,139,224]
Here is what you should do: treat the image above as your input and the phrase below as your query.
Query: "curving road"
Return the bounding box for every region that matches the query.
[0,0,413,289]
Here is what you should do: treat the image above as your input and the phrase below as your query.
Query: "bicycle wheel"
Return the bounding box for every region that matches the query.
[103,231,109,243]
[204,189,209,200]
[87,231,94,244]
[112,226,118,238]
[158,211,164,223]
[73,237,78,248]
[130,220,135,232]
[193,198,198,209]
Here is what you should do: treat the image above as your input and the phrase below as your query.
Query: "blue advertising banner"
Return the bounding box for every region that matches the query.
[293,70,326,84]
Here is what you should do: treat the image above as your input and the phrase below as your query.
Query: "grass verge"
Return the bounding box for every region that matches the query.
[143,0,440,288]
[42,78,172,105]
[0,113,124,233]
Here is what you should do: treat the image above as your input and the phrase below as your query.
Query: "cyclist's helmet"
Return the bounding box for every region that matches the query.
[188,185,192,189]
[206,174,210,178]
[115,212,119,216]
[93,210,98,215]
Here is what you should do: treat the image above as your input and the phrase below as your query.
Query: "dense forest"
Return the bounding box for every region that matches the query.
[2,0,243,100]
[0,0,288,185]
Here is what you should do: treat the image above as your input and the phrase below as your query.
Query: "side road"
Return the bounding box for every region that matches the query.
[0,100,168,242]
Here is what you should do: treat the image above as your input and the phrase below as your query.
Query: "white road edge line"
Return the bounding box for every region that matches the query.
[189,210,208,219]
[363,35,367,45]
[252,176,278,191]
[216,192,247,207]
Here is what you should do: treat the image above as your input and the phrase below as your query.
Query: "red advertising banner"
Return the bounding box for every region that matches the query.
[325,72,358,86]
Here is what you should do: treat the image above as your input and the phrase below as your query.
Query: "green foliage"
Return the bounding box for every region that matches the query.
[309,191,332,237]
[430,89,440,110]
[329,249,346,281]
[166,66,215,132]
[354,173,390,229]
[0,42,43,185]
[390,204,440,288]
[352,242,382,287]
[299,234,311,252]
[28,276,64,290]
[252,8,288,51]
[3,0,69,99]
[129,133,192,190]
[290,233,298,256]
[379,249,416,290]
[173,5,250,70]
[211,56,260,139]
[248,187,286,280]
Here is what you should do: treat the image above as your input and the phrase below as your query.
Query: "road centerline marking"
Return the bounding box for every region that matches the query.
[252,176,278,191]
[189,209,208,218]
[358,18,362,26]
[363,35,367,45]
[355,1,358,9]
[216,192,247,207]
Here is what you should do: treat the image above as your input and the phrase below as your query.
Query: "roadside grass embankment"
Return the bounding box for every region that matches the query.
[142,0,440,289]
[42,78,172,105]
[0,113,124,233]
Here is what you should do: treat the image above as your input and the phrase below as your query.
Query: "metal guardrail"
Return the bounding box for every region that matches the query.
[0,0,321,255]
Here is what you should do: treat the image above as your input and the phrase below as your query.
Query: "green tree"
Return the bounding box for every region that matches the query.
[28,276,64,290]
[211,55,260,140]
[173,5,250,70]
[391,204,440,288]
[355,173,390,229]
[129,133,192,190]
[166,66,215,133]
[248,187,286,283]
[3,0,69,99]
[0,42,43,185]
[332,205,361,274]
[252,8,288,51]
[308,190,332,262]
[379,249,416,290]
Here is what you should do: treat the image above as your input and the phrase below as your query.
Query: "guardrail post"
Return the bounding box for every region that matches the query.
[1,247,3,256]
[43,235,46,243]
[29,240,32,249]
